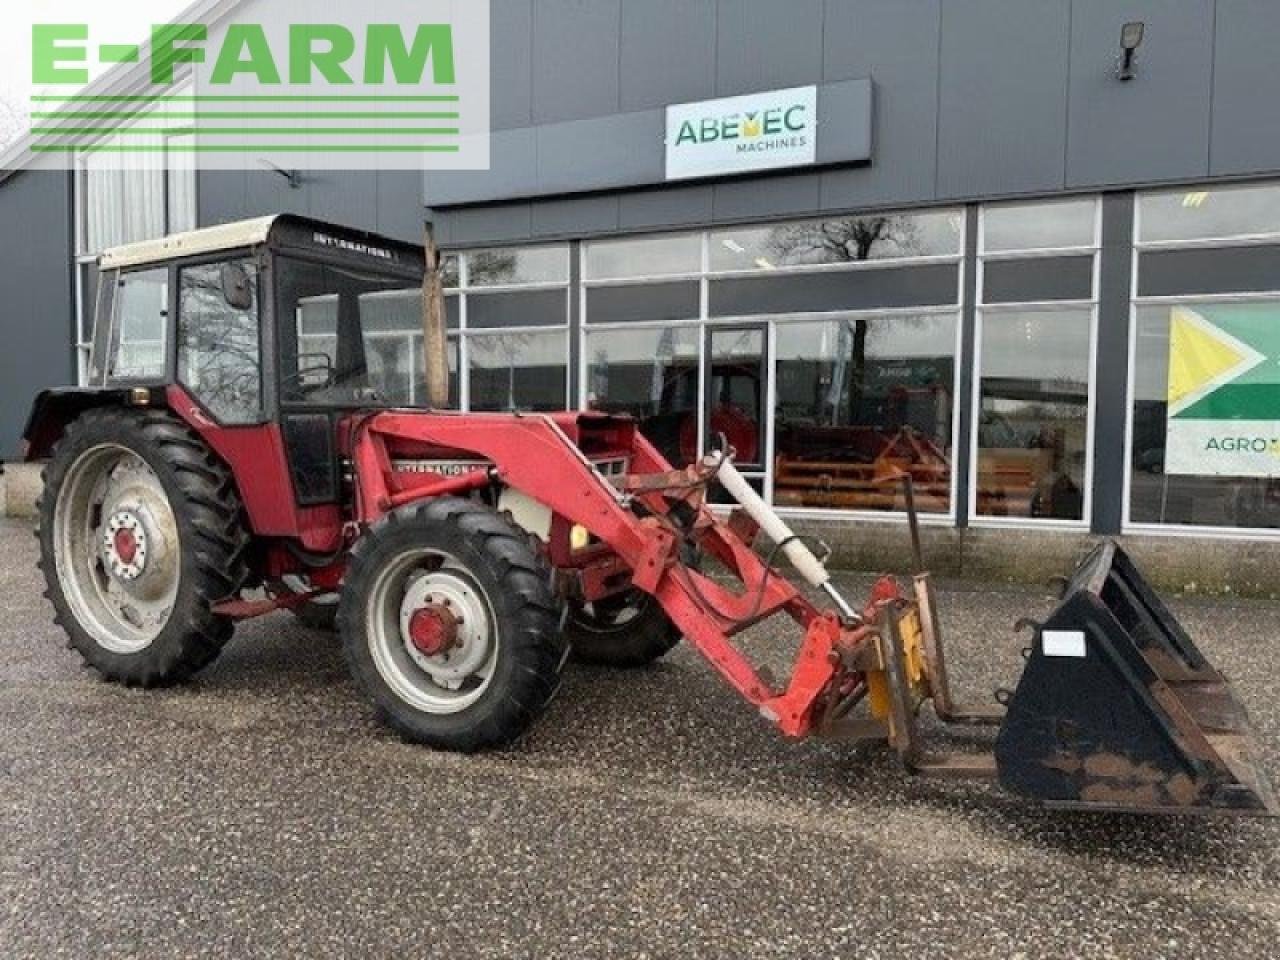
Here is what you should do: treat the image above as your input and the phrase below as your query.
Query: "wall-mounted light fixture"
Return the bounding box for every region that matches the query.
[1115,21,1145,81]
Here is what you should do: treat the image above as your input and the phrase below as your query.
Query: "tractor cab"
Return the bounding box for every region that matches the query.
[82,215,429,415]
[29,216,433,541]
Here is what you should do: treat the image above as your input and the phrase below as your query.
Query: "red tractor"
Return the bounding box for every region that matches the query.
[23,217,1276,816]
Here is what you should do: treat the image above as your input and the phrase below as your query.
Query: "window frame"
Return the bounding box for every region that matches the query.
[1122,187,1280,539]
[447,242,574,412]
[969,198,1102,530]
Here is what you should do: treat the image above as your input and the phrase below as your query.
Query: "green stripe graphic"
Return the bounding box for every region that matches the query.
[32,144,462,154]
[31,111,460,120]
[32,94,460,103]
[33,127,460,136]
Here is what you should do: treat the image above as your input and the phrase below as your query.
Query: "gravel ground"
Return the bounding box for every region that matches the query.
[0,516,1277,959]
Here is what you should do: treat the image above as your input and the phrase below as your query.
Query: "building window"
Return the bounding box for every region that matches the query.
[74,103,197,385]
[974,199,1099,524]
[710,210,961,271]
[585,234,702,280]
[445,244,570,411]
[581,208,965,515]
[774,313,957,512]
[469,330,569,412]
[1128,183,1280,532]
[584,325,700,466]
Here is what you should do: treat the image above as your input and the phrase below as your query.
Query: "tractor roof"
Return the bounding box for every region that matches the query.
[99,215,423,272]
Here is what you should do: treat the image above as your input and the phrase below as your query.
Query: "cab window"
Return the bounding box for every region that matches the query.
[177,260,263,424]
[277,257,425,406]
[107,268,168,381]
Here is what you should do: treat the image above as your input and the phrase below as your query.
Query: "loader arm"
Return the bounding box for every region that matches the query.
[350,409,1277,816]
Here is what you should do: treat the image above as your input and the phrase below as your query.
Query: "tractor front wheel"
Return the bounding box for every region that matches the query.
[339,498,566,752]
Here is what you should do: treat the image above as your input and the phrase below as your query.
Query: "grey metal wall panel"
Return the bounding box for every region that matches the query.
[982,256,1095,303]
[618,185,715,231]
[425,128,538,209]
[620,0,717,112]
[532,0,621,124]
[0,172,75,458]
[491,0,534,130]
[246,170,308,220]
[197,171,248,226]
[712,172,821,223]
[201,169,420,240]
[375,172,427,244]
[1211,0,1280,176]
[531,196,621,238]
[937,0,1070,199]
[446,204,534,246]
[1066,1,1214,188]
[820,0,940,210]
[534,112,666,196]
[715,0,824,96]
[306,171,378,231]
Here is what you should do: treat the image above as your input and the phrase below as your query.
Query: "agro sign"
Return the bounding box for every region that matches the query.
[1164,305,1280,477]
[665,86,817,181]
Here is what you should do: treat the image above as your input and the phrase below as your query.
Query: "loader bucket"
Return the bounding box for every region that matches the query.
[994,542,1277,816]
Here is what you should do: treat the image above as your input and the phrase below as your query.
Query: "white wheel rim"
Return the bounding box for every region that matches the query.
[53,444,180,654]
[366,548,498,714]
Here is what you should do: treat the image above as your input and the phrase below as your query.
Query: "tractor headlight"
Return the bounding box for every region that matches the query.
[569,524,592,552]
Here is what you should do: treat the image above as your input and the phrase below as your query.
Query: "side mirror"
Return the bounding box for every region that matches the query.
[221,263,254,312]
[294,353,335,390]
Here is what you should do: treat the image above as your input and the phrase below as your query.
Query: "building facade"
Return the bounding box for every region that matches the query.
[5,0,1280,584]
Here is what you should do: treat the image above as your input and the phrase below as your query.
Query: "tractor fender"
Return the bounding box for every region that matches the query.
[22,387,165,461]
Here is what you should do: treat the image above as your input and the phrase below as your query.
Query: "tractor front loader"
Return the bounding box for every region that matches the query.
[24,216,1276,818]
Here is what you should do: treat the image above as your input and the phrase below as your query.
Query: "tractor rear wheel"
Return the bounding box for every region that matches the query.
[339,497,565,752]
[565,591,682,667]
[38,408,249,686]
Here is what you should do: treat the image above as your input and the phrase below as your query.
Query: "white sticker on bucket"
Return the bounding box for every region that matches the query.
[1043,630,1087,658]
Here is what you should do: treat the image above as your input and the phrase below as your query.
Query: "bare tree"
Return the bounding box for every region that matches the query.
[767,216,920,417]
